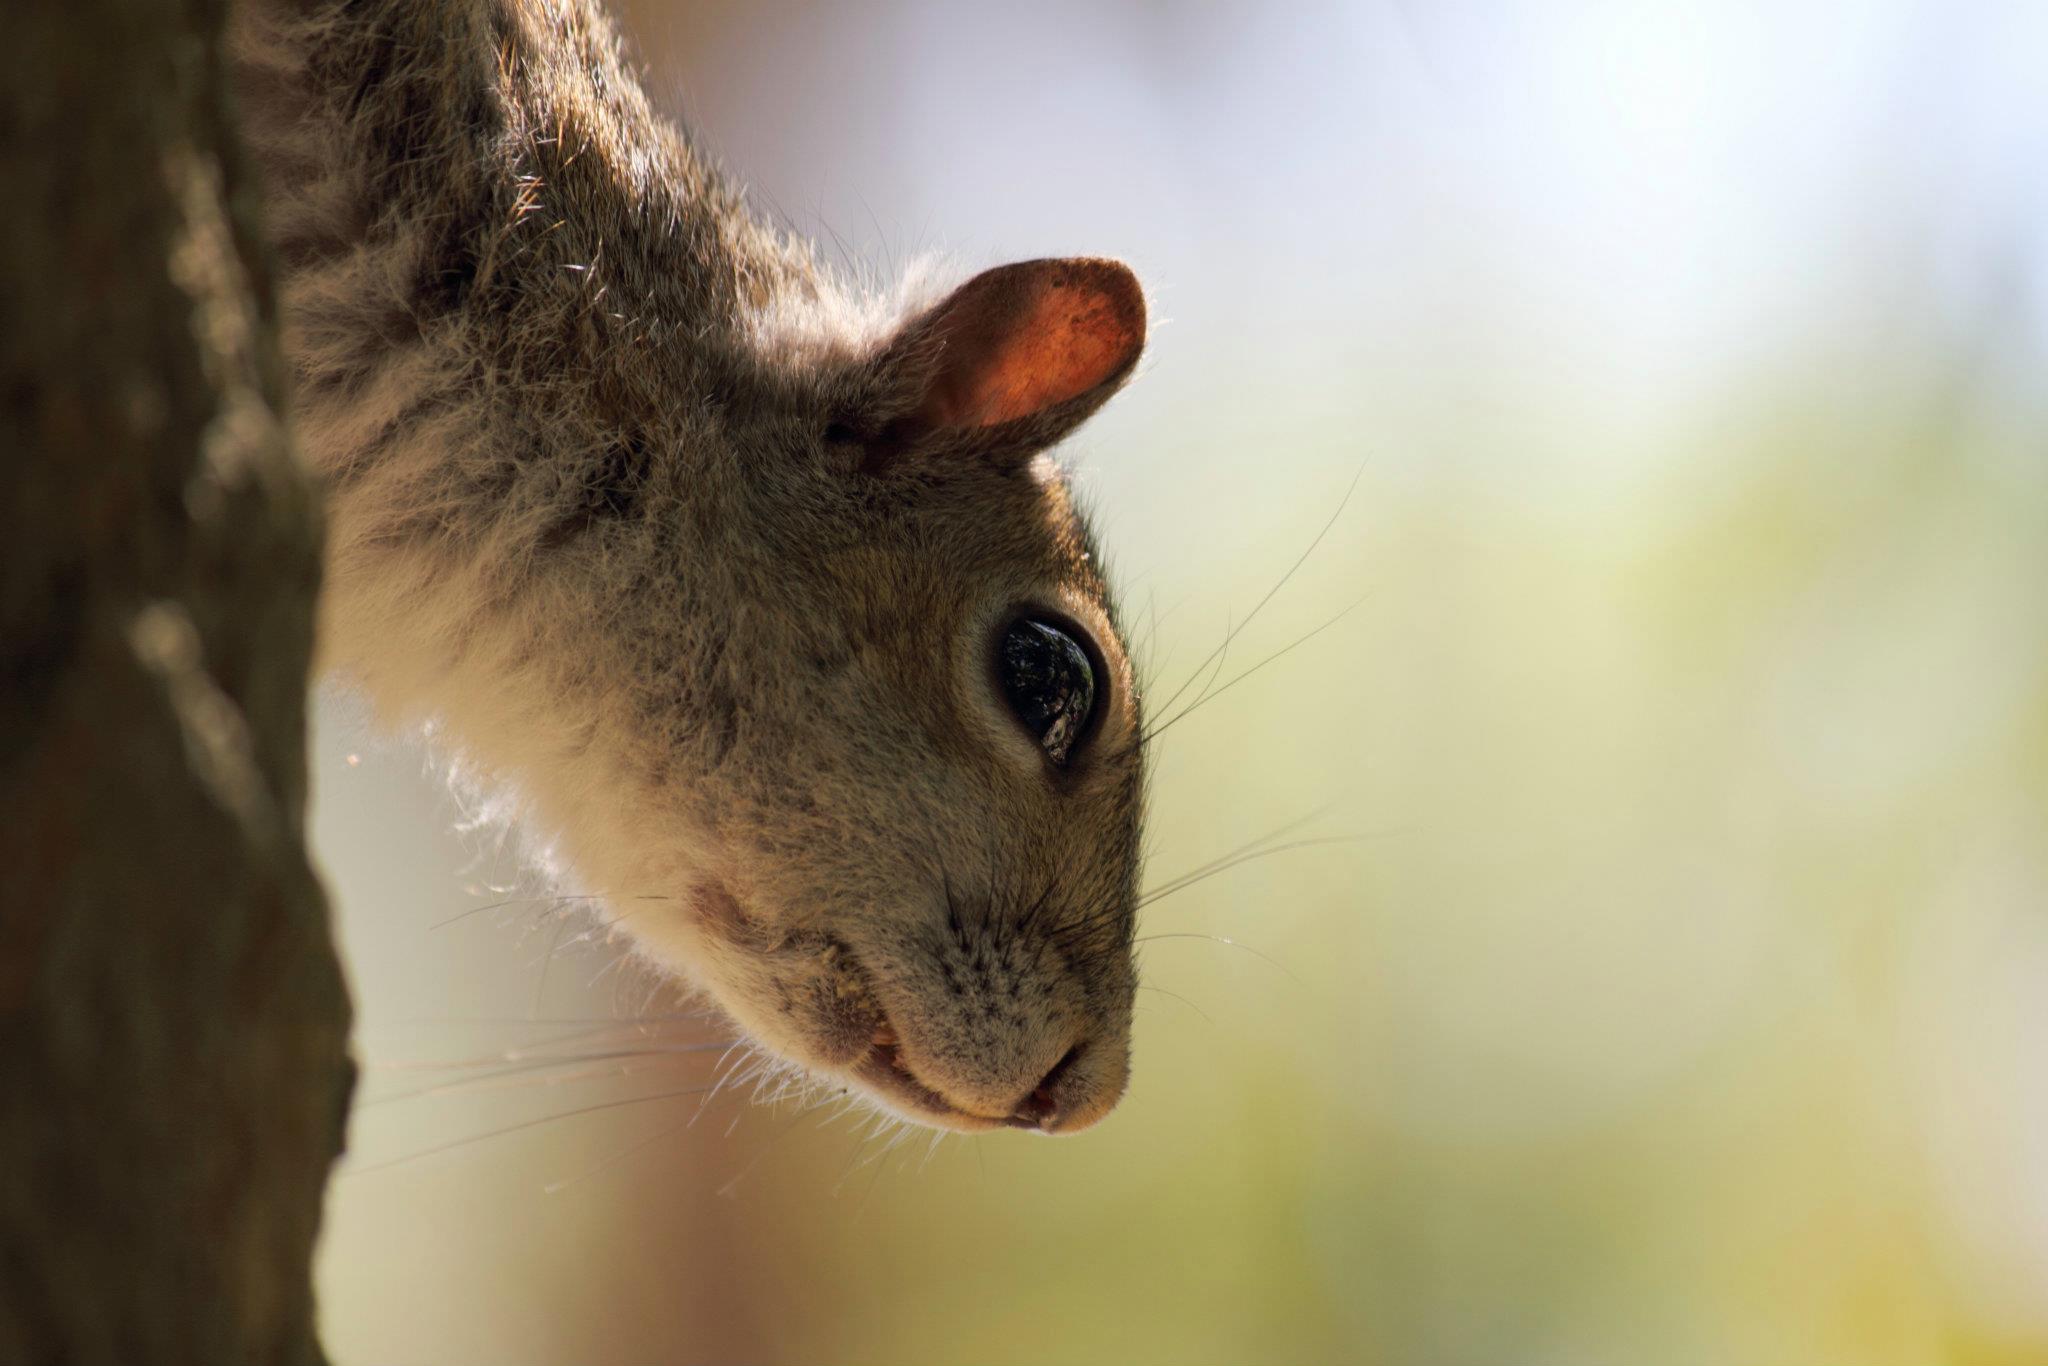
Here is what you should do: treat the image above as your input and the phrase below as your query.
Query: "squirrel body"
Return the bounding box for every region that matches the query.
[231,0,1148,1131]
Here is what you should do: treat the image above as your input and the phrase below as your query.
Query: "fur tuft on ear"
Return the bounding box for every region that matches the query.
[863,257,1146,469]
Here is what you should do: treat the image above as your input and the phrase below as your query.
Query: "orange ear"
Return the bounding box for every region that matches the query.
[910,258,1147,432]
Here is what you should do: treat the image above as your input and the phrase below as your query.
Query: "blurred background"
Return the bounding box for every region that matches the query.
[308,0,2048,1362]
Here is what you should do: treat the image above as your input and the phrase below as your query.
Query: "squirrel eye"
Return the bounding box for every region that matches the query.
[997,619,1097,766]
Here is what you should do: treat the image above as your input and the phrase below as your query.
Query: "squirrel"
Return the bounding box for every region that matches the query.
[228,0,1150,1133]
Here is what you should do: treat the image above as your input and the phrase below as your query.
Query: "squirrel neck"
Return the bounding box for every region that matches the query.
[228,0,824,766]
[231,0,820,480]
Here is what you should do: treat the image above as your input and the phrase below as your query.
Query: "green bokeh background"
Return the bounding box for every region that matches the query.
[308,2,2048,1362]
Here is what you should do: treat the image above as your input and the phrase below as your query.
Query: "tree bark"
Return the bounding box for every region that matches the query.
[0,0,354,1361]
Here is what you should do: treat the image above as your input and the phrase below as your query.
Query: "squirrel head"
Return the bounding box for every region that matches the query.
[236,0,1154,1134]
[535,258,1151,1132]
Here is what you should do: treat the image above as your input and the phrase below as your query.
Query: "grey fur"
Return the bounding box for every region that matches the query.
[230,0,1148,1132]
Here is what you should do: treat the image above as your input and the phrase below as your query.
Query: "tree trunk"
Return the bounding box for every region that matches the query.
[0,0,354,1360]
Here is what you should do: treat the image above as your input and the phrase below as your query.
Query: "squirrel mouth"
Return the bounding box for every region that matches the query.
[851,1021,1023,1131]
[851,1023,946,1114]
[823,942,979,1125]
[854,1022,969,1121]
[702,901,1092,1131]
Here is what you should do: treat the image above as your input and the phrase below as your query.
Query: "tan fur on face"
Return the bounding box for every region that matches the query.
[231,0,1147,1132]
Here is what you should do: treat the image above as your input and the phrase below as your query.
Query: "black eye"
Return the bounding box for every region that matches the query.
[997,619,1098,766]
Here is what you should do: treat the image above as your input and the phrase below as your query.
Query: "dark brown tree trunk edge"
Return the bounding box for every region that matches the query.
[3,0,356,1361]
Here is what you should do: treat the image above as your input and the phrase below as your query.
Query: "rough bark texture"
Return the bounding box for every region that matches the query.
[0,0,354,1361]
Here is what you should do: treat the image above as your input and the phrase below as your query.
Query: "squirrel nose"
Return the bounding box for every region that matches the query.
[1003,1043,1085,1132]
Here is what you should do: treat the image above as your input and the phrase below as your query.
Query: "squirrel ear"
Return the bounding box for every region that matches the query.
[867,258,1145,469]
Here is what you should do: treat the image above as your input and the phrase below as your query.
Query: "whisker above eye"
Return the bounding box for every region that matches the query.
[1139,807,1334,897]
[1144,460,1366,725]
[1131,932,1301,983]
[366,1036,730,1075]
[1136,984,1213,1024]
[715,1101,824,1199]
[340,1083,724,1177]
[357,1044,732,1108]
[1141,593,1370,745]
[1138,835,1373,910]
[367,1011,715,1028]
[541,1110,707,1196]
[429,891,674,931]
[529,913,575,1015]
[360,1016,728,1076]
